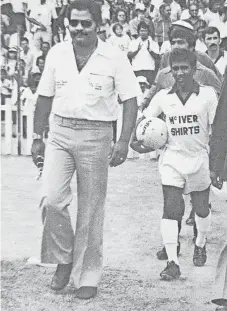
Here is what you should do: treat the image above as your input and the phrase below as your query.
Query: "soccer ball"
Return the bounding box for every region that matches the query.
[136,117,168,150]
[211,182,227,201]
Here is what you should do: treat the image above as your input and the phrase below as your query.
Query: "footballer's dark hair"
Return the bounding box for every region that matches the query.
[168,27,196,48]
[169,48,197,68]
[202,26,221,40]
[66,0,102,26]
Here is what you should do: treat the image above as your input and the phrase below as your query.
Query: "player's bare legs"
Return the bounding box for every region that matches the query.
[159,185,184,280]
[191,187,211,267]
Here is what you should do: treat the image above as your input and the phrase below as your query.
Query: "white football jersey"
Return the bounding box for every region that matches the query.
[144,84,218,157]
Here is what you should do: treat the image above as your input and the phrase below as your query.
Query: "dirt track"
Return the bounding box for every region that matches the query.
[1,155,227,311]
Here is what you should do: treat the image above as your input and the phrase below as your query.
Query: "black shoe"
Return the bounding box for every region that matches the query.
[212,299,227,308]
[76,286,97,299]
[51,263,73,290]
[193,244,207,267]
[156,243,181,260]
[160,261,181,280]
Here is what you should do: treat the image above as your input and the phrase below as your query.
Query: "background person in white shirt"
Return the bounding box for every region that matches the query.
[128,21,160,85]
[195,24,207,53]
[27,0,57,50]
[203,26,227,75]
[180,0,204,19]
[107,23,131,52]
[31,0,140,300]
[154,0,182,22]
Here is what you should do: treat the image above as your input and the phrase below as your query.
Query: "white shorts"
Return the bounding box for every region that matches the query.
[159,148,211,194]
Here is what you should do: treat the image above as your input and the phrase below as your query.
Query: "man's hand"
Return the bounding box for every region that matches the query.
[130,139,154,154]
[140,97,151,111]
[210,171,223,189]
[31,139,45,179]
[138,43,142,51]
[40,24,47,31]
[109,141,128,167]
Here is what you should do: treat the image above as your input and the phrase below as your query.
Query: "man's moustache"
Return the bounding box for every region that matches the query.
[210,43,218,47]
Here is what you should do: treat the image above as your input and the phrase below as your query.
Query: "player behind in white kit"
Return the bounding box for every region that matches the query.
[131,48,218,280]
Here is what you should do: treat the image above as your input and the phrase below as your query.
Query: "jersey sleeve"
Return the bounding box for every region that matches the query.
[143,91,163,118]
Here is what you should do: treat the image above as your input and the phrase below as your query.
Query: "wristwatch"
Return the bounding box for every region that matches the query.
[32,133,43,140]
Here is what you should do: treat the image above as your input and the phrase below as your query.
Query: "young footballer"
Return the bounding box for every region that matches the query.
[131,48,218,280]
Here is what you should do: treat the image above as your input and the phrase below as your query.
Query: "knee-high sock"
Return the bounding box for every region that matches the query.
[195,211,211,248]
[161,219,179,265]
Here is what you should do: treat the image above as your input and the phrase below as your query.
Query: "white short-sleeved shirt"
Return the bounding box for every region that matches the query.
[37,39,141,121]
[128,37,159,71]
[143,83,218,156]
[180,8,204,20]
[160,40,171,55]
[21,87,38,108]
[11,0,27,13]
[29,3,57,27]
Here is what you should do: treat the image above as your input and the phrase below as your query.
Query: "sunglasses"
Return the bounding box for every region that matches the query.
[69,19,93,28]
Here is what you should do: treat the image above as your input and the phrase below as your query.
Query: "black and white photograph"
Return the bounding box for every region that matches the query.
[1,0,227,310]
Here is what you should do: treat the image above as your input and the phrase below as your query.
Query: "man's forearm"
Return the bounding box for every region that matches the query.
[149,50,160,61]
[26,16,44,28]
[127,50,139,60]
[34,95,53,135]
[119,97,138,143]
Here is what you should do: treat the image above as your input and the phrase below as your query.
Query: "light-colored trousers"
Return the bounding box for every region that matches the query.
[41,114,113,288]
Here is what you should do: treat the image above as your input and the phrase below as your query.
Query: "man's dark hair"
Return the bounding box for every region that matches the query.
[159,3,170,15]
[202,26,221,40]
[36,56,46,66]
[169,48,197,68]
[168,27,196,48]
[137,21,150,33]
[21,37,29,43]
[66,0,102,26]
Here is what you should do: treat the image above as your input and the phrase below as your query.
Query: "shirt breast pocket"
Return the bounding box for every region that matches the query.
[87,73,114,97]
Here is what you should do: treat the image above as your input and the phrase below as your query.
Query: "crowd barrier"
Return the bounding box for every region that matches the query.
[1,98,34,155]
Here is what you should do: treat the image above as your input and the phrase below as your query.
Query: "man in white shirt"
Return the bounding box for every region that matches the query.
[195,24,207,53]
[203,0,226,26]
[203,26,227,75]
[31,0,140,299]
[20,37,34,76]
[128,21,160,85]
[27,0,57,50]
[153,0,182,21]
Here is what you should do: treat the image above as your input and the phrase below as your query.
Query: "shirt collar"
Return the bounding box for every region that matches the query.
[69,38,111,59]
[168,80,200,95]
[205,49,225,60]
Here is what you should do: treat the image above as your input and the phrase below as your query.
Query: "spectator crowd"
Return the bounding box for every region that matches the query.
[1,0,227,131]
